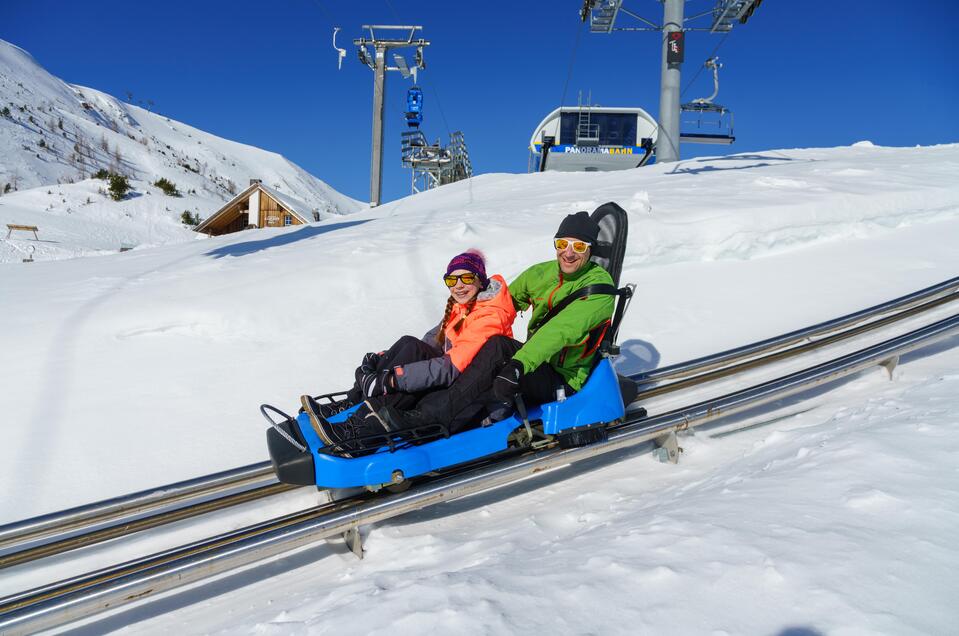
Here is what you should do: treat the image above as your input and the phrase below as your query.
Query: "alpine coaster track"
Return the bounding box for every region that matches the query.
[1,276,958,634]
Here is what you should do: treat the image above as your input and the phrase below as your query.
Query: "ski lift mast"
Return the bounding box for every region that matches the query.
[580,0,762,162]
[346,25,429,207]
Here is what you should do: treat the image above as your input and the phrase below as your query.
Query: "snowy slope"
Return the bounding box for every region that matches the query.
[1,143,958,634]
[0,39,362,263]
[111,353,959,636]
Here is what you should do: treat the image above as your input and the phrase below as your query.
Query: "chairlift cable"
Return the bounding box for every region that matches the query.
[423,79,452,138]
[382,0,401,22]
[681,30,731,98]
[630,27,731,162]
[378,0,451,139]
[306,0,338,31]
[559,22,586,109]
[379,0,468,200]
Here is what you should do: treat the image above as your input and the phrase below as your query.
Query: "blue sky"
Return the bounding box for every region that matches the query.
[5,1,958,204]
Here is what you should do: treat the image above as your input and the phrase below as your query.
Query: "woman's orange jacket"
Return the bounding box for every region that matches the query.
[393,274,516,393]
[442,274,516,372]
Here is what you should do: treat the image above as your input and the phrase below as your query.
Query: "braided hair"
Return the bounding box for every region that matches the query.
[435,296,456,347]
[435,296,476,347]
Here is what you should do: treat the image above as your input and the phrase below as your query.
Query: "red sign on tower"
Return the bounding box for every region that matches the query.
[667,31,685,64]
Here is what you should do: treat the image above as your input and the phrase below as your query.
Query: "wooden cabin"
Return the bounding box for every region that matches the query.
[195,180,317,236]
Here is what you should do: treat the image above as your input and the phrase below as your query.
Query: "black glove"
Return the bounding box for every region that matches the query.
[356,351,384,395]
[492,359,524,402]
[360,351,382,375]
[360,367,396,397]
[374,368,398,395]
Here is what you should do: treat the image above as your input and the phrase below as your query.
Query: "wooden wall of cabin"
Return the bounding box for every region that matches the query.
[205,197,250,236]
[258,191,302,228]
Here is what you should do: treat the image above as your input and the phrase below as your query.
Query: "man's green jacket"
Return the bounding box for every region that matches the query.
[509,260,615,391]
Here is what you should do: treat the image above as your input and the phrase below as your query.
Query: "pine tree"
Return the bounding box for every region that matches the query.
[108,174,131,201]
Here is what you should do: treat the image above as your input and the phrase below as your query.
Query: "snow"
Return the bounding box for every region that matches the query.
[1,132,958,631]
[0,39,362,263]
[123,360,959,636]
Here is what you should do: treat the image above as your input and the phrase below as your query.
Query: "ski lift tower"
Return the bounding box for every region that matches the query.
[401,130,473,194]
[580,0,762,163]
[353,25,429,206]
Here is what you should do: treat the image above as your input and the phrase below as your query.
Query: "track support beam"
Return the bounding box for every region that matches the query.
[654,431,681,464]
[343,528,364,559]
[879,354,900,380]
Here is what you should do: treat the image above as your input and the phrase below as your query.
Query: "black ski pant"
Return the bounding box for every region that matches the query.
[414,335,574,434]
[346,335,443,414]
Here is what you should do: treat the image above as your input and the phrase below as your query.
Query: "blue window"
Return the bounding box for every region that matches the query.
[284,215,292,226]
[560,112,638,146]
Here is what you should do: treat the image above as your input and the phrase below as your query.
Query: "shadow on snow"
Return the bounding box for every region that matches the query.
[668,152,800,176]
[204,220,371,259]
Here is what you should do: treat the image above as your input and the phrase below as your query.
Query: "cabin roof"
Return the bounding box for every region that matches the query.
[195,183,313,234]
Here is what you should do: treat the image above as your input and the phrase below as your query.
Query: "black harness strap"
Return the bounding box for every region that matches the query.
[530,283,624,332]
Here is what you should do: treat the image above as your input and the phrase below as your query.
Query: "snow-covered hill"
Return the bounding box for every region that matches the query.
[1,142,958,633]
[0,39,362,263]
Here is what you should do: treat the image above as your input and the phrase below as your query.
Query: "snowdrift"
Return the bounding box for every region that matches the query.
[1,142,958,634]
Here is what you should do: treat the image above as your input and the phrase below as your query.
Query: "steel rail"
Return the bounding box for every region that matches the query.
[633,290,959,401]
[635,275,959,383]
[2,314,957,635]
[1,277,956,567]
[0,482,294,570]
[3,289,951,570]
[0,462,277,552]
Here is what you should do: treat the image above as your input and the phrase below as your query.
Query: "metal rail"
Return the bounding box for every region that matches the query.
[2,314,957,634]
[636,290,958,400]
[636,275,959,383]
[0,462,276,551]
[0,483,293,570]
[1,276,956,567]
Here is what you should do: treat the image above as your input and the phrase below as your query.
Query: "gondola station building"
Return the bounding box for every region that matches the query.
[195,180,318,236]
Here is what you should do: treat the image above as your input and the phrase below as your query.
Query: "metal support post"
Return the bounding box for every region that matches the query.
[370,46,387,207]
[353,26,429,206]
[657,0,684,163]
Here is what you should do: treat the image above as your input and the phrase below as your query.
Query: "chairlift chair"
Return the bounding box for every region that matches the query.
[680,57,736,145]
[405,85,424,128]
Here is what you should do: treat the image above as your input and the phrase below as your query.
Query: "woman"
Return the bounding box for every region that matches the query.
[301,250,516,456]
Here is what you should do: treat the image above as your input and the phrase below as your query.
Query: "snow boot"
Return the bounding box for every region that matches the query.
[301,395,352,453]
[376,406,450,443]
[302,396,398,457]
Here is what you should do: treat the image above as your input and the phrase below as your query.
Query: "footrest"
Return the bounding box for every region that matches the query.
[320,422,452,457]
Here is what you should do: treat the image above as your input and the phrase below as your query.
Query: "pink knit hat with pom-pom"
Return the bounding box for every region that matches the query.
[445,249,488,288]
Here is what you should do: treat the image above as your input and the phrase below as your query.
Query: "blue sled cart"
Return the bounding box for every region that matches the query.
[264,202,640,491]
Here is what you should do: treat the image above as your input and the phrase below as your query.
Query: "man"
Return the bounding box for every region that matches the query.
[489,210,616,408]
[379,210,615,435]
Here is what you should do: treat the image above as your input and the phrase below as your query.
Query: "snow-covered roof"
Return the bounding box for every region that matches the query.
[195,182,314,233]
[257,183,314,223]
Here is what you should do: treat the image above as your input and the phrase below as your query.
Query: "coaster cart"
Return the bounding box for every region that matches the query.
[263,202,640,492]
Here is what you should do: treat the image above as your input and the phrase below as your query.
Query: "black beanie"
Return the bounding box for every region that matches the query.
[554,211,599,244]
